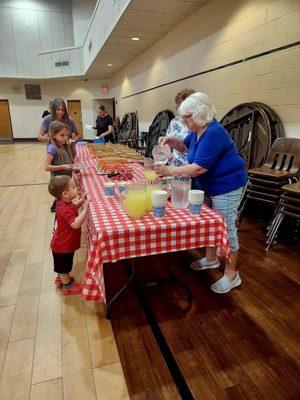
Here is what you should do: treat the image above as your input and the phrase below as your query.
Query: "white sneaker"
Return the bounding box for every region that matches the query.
[210,272,241,294]
[190,257,220,271]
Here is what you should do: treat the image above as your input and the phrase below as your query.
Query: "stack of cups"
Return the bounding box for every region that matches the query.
[104,182,115,197]
[118,181,127,196]
[188,190,204,215]
[151,190,168,218]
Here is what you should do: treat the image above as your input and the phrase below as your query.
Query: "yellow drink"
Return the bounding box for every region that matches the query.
[124,190,146,219]
[144,170,157,181]
[145,185,155,211]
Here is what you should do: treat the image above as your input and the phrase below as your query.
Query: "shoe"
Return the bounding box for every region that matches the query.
[190,257,220,271]
[210,272,241,294]
[62,282,82,295]
[54,276,75,287]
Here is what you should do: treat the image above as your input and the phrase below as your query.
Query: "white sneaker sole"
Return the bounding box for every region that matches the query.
[190,260,220,271]
[211,277,241,293]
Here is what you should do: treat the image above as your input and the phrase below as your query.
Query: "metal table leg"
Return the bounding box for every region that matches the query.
[106,259,136,319]
[105,259,193,318]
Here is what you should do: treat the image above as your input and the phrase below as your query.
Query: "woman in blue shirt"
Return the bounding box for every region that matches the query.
[155,92,247,294]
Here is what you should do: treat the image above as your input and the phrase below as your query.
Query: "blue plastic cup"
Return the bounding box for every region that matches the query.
[153,205,166,218]
[94,137,105,144]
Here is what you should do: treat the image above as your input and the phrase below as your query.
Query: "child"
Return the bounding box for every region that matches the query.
[45,120,74,212]
[48,175,90,295]
[45,120,74,177]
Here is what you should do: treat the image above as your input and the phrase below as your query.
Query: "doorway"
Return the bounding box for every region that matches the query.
[0,100,13,140]
[67,100,83,138]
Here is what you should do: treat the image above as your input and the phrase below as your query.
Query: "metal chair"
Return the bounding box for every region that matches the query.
[266,183,300,250]
[237,138,300,226]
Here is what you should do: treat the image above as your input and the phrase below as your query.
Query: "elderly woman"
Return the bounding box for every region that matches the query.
[155,92,247,293]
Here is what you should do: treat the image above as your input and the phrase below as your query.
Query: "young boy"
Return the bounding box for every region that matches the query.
[48,175,90,295]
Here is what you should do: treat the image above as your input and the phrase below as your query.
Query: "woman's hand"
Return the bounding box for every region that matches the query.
[158,136,170,146]
[154,163,170,177]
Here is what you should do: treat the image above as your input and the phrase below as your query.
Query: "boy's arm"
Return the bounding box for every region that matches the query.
[70,200,90,229]
[73,194,87,208]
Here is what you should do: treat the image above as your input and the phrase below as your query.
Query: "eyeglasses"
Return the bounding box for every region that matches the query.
[180,113,193,121]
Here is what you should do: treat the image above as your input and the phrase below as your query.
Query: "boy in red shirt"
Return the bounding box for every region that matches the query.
[48,175,90,295]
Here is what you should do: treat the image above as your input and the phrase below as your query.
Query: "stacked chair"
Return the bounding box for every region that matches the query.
[117,112,139,149]
[266,183,300,249]
[145,109,175,158]
[237,137,300,227]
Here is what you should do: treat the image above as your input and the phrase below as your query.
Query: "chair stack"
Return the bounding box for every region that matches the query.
[266,183,300,249]
[237,137,300,225]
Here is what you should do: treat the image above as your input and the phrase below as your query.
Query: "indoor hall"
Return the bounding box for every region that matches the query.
[0,1,300,399]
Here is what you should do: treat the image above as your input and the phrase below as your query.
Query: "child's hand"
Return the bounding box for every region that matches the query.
[62,164,73,170]
[84,198,90,208]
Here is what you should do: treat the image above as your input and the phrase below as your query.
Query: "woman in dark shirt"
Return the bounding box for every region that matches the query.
[93,104,113,143]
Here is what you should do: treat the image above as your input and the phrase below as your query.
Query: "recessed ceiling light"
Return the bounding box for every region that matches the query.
[107,63,112,66]
[131,37,140,41]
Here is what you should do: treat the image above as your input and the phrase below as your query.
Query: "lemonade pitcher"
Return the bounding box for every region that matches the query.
[144,158,156,181]
[124,182,147,219]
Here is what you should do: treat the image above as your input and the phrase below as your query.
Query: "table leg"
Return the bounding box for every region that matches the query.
[141,265,193,313]
[105,259,136,319]
[105,260,193,318]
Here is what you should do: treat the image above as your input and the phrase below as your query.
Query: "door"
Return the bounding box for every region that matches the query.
[0,100,13,140]
[67,100,83,138]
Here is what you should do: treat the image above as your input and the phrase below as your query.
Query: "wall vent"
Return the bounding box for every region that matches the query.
[55,61,69,67]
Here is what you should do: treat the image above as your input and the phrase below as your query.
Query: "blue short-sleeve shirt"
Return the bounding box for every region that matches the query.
[183,120,247,196]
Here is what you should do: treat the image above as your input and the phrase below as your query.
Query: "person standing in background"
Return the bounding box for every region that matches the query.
[165,88,195,166]
[38,97,79,143]
[42,99,53,119]
[93,104,114,143]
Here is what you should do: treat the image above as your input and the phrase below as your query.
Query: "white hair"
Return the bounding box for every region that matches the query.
[178,92,216,127]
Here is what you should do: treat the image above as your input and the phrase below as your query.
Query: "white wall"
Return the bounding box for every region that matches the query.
[38,47,83,78]
[0,78,112,139]
[0,0,74,78]
[82,0,130,72]
[110,0,300,139]
[71,0,96,46]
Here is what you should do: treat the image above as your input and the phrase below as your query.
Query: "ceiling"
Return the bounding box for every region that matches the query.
[85,0,207,79]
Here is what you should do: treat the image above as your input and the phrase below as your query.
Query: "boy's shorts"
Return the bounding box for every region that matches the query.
[52,251,74,274]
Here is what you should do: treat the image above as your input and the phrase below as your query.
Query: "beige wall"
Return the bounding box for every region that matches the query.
[110,0,300,138]
[0,79,112,139]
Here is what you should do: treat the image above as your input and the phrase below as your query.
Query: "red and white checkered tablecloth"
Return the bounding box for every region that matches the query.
[75,144,230,303]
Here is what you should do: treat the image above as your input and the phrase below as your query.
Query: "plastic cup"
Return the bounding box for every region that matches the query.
[188,190,204,215]
[94,137,105,144]
[104,182,115,197]
[151,190,168,218]
[118,181,127,196]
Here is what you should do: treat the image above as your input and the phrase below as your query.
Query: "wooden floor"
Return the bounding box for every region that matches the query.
[108,202,300,396]
[1,143,299,400]
[0,143,129,400]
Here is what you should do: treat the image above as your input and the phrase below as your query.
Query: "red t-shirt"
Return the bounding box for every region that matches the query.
[51,200,81,253]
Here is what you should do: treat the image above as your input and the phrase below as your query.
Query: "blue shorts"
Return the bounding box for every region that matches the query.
[206,187,244,252]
